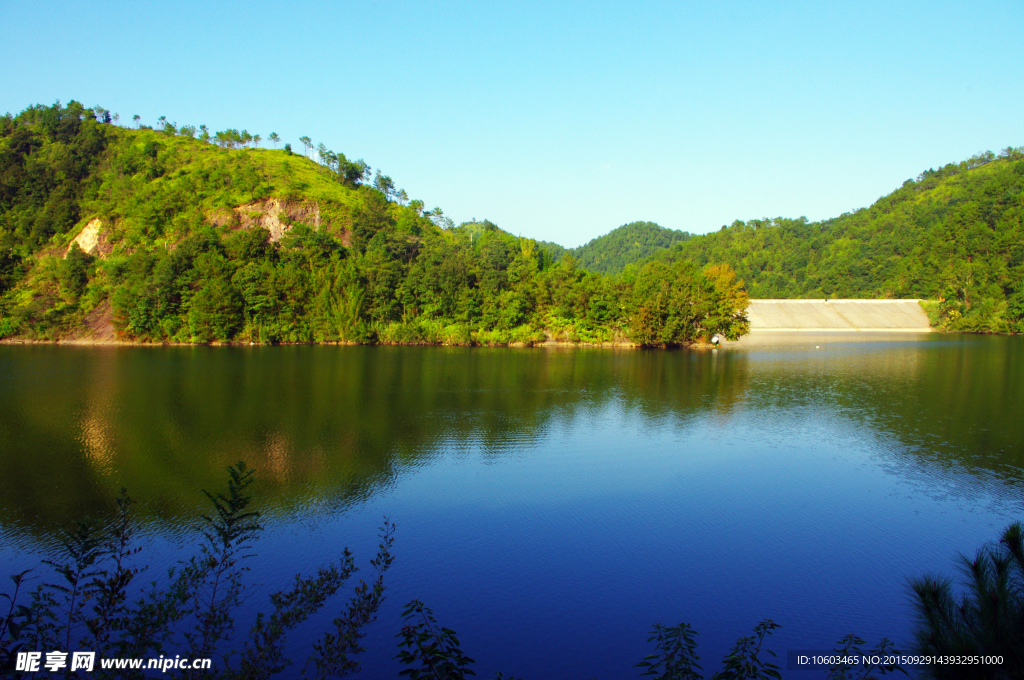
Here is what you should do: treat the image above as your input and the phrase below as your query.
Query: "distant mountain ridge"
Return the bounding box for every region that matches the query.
[460,220,691,274]
[564,221,691,273]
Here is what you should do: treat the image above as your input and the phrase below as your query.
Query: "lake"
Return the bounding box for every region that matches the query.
[1,334,1023,678]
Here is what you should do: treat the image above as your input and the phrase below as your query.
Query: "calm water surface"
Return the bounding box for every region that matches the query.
[1,334,1023,678]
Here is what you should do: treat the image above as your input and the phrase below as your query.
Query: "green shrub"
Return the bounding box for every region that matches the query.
[0,316,19,339]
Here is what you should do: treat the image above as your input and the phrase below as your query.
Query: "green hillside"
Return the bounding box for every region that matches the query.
[468,150,1024,335]
[661,151,1024,333]
[0,101,748,346]
[568,221,691,273]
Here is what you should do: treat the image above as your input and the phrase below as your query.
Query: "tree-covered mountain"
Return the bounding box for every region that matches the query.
[523,221,691,274]
[566,221,691,273]
[469,149,1024,335]
[0,101,748,346]
[659,150,1024,333]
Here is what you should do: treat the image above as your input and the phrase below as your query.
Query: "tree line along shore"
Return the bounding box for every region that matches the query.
[1,100,1021,346]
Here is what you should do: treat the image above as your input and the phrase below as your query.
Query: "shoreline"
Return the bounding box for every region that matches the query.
[0,336,725,350]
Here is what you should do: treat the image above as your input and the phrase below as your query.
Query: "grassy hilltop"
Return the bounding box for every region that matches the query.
[0,101,748,346]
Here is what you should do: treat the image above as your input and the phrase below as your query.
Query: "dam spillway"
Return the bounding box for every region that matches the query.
[746,299,933,332]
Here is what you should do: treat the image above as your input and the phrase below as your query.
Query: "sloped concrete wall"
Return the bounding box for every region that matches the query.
[747,299,932,331]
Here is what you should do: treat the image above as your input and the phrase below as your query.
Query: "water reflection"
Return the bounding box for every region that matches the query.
[3,337,1024,678]
[1,337,1022,537]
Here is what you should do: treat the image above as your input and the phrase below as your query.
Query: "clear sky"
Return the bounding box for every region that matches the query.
[2,0,1021,247]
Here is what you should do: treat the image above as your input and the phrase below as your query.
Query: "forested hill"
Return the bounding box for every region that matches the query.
[0,101,749,346]
[562,221,691,273]
[661,150,1024,333]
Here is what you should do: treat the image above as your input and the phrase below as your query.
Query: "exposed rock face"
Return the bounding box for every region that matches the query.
[65,218,108,258]
[81,300,117,342]
[211,198,325,243]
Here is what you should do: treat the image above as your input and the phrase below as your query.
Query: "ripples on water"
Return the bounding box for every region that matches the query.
[1,335,1022,678]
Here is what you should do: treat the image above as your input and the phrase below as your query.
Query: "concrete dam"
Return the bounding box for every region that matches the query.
[746,299,933,332]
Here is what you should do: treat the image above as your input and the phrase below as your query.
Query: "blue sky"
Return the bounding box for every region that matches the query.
[2,0,1021,247]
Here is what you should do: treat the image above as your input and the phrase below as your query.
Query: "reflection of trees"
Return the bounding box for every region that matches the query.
[0,346,748,533]
[1,337,1021,537]
[732,335,1024,486]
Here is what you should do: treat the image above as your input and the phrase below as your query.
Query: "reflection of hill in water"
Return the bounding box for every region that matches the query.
[0,338,1022,535]
[731,335,1024,482]
[0,347,745,532]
